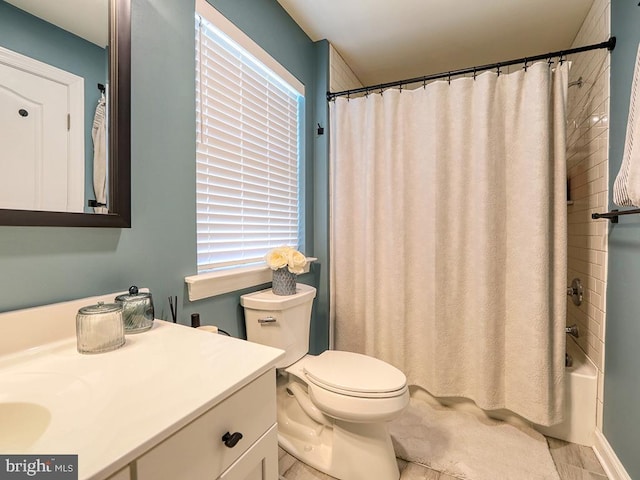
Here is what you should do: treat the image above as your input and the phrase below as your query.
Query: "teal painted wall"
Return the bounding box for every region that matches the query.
[0,0,108,211]
[312,40,331,351]
[604,2,640,478]
[0,0,330,353]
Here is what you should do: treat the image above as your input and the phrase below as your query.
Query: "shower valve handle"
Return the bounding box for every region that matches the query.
[566,278,583,306]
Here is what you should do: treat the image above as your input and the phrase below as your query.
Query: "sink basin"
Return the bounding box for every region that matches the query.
[0,402,51,451]
[0,371,93,452]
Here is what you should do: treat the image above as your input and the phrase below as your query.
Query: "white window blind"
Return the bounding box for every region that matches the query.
[195,11,303,273]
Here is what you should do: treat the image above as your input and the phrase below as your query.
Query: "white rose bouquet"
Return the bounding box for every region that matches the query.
[265,246,307,275]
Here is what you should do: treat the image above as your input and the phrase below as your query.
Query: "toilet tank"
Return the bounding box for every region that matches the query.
[241,283,317,368]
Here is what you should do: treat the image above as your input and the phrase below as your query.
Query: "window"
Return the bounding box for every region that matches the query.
[195,2,304,274]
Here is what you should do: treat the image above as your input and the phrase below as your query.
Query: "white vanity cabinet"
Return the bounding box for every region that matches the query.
[135,370,278,480]
[105,467,130,480]
[0,295,285,480]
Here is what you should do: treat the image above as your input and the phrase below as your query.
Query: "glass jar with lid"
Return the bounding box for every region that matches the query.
[76,302,125,354]
[115,286,154,333]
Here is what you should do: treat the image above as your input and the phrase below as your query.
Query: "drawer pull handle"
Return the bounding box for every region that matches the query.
[222,431,243,448]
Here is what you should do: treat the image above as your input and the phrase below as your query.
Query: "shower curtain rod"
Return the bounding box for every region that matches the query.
[326,36,616,101]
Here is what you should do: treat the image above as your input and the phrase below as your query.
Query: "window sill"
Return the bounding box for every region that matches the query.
[185,258,317,301]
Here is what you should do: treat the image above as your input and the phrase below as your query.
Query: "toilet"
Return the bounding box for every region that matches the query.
[241,283,409,480]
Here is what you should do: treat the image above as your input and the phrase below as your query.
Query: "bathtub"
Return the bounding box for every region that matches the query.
[535,337,598,446]
[409,336,598,446]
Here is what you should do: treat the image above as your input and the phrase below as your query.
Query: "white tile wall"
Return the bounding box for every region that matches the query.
[329,44,363,92]
[565,0,610,429]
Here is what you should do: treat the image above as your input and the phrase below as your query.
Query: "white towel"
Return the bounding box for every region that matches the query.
[613,43,640,206]
[92,93,108,214]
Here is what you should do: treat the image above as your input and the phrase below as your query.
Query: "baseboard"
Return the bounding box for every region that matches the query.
[593,429,632,480]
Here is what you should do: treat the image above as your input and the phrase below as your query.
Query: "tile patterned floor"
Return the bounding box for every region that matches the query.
[547,438,608,480]
[278,437,609,480]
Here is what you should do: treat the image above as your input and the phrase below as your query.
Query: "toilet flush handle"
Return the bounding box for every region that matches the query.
[258,316,277,325]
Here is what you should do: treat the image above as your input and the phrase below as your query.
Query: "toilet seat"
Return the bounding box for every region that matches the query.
[303,350,407,398]
[284,352,410,423]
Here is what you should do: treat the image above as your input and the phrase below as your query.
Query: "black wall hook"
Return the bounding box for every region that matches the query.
[317,123,324,135]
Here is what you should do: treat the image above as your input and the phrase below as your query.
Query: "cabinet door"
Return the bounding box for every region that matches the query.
[105,466,130,480]
[219,425,278,480]
[136,371,276,480]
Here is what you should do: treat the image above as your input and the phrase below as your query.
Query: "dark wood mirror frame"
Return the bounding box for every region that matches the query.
[0,0,131,228]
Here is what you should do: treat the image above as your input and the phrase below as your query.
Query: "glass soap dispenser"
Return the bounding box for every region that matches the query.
[76,302,125,354]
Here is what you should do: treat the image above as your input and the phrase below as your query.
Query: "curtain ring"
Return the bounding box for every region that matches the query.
[496,64,501,76]
[399,84,403,93]
[559,53,565,65]
[347,91,350,102]
[448,72,451,85]
[423,78,427,89]
[473,68,477,80]
[365,87,369,98]
[523,58,528,72]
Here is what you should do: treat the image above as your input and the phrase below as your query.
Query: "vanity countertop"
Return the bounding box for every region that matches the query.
[0,319,284,480]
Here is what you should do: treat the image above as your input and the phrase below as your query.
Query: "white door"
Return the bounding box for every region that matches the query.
[0,47,84,212]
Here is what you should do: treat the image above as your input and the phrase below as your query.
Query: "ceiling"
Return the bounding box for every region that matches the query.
[6,0,108,47]
[276,0,596,86]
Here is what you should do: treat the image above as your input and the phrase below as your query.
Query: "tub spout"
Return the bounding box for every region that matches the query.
[565,353,573,367]
[565,324,579,338]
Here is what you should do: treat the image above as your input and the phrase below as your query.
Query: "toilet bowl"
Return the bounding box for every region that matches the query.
[302,350,409,423]
[241,284,409,480]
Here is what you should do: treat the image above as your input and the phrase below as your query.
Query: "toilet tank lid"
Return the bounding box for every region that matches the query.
[304,350,407,395]
[240,283,317,310]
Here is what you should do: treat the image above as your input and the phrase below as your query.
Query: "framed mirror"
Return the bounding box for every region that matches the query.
[0,0,130,227]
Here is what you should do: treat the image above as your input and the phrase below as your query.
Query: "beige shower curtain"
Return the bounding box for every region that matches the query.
[330,61,568,426]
